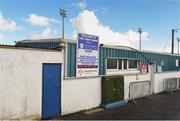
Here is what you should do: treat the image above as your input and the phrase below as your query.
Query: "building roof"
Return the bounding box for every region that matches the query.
[0,44,15,48]
[15,38,180,56]
[0,43,61,52]
[15,38,62,49]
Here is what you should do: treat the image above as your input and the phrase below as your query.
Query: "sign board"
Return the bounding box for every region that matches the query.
[76,33,99,77]
[141,64,147,73]
[157,66,162,72]
[176,59,179,67]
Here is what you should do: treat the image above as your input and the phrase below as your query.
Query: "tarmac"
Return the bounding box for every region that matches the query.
[58,90,180,120]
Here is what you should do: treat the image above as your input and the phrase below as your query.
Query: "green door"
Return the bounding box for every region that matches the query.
[106,78,116,104]
[115,77,124,101]
[102,77,116,104]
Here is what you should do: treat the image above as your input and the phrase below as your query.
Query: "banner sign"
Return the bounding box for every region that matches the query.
[76,33,99,77]
[141,63,147,73]
[157,66,162,72]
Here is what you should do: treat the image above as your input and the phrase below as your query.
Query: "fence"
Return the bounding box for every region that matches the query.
[129,81,151,100]
[163,77,180,92]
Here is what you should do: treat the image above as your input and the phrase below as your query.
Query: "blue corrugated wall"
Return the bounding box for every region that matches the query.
[15,41,60,48]
[67,43,180,77]
[67,43,77,77]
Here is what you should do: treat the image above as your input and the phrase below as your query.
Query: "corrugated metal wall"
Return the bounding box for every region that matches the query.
[67,43,76,77]
[67,43,180,77]
[15,41,60,48]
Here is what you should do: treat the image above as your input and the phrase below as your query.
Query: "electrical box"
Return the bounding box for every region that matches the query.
[101,75,124,105]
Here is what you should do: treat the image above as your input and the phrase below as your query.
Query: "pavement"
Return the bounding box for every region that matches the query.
[58,90,180,120]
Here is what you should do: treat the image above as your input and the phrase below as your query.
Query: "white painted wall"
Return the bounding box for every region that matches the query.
[154,71,180,93]
[1,47,180,119]
[0,48,63,120]
[0,47,101,119]
[61,77,101,115]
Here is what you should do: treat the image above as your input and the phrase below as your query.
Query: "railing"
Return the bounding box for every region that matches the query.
[163,77,180,93]
[129,81,151,100]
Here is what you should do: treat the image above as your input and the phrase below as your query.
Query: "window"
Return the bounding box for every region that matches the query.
[129,60,138,69]
[107,58,117,69]
[124,60,127,69]
[118,59,122,69]
[106,58,140,71]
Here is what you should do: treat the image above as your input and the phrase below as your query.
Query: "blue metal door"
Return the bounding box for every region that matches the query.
[42,64,61,119]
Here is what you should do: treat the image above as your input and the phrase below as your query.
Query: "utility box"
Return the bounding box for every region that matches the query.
[101,75,124,105]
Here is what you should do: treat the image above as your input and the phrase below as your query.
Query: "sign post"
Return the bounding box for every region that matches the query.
[76,33,99,77]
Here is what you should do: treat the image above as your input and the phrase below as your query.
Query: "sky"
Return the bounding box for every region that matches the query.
[0,0,180,53]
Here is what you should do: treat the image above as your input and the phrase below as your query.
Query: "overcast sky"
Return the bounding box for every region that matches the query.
[0,0,180,53]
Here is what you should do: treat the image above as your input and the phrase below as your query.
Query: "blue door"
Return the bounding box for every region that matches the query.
[42,64,61,119]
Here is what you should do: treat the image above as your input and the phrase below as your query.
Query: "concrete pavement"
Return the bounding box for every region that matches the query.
[58,90,180,120]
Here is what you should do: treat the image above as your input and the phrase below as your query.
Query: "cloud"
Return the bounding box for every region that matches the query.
[26,14,59,27]
[41,28,52,38]
[72,2,87,9]
[70,10,149,48]
[0,33,5,40]
[0,12,20,32]
[77,2,87,9]
[27,32,40,39]
[28,27,56,39]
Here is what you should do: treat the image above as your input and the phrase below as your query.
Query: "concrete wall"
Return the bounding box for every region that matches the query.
[0,47,101,119]
[154,71,180,93]
[61,77,101,115]
[1,47,180,119]
[0,48,63,119]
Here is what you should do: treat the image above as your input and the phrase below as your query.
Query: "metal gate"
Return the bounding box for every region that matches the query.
[129,81,151,100]
[163,77,180,92]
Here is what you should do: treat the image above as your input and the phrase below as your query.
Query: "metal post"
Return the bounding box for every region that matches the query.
[138,28,143,50]
[59,8,67,78]
[171,29,180,54]
[177,38,180,54]
[59,8,66,41]
[62,14,64,40]
[140,33,141,50]
[172,29,175,54]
